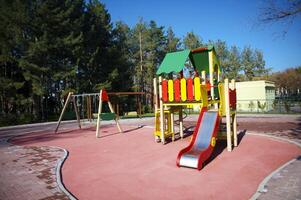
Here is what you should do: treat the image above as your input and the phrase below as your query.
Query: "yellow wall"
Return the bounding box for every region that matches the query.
[236,80,275,112]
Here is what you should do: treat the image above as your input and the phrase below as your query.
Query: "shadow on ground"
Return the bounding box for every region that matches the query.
[9,125,142,146]
[203,130,247,168]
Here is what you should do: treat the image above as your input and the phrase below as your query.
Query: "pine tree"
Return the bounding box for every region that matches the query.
[183,31,203,49]
[166,27,180,52]
[227,45,241,80]
[0,0,33,123]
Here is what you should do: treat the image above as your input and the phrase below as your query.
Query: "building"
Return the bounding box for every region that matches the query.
[236,80,275,112]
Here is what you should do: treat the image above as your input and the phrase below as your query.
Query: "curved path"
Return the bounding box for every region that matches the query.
[11,125,301,200]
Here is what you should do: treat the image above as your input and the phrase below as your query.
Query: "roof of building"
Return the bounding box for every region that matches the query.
[236,80,275,88]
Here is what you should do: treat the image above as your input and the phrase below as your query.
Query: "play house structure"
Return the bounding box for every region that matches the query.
[153,46,237,170]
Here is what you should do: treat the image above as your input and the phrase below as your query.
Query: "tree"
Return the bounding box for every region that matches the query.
[269,66,301,96]
[258,0,301,36]
[166,27,180,52]
[241,46,269,81]
[0,0,30,117]
[78,0,115,92]
[20,0,84,119]
[183,31,203,49]
[128,18,148,92]
[145,20,166,106]
[110,21,132,92]
[226,45,241,80]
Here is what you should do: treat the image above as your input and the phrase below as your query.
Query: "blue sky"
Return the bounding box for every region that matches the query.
[101,0,301,72]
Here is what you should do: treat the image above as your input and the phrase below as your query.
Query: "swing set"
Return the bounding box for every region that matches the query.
[55,89,144,138]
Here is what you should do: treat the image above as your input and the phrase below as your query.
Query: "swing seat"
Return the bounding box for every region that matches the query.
[100,113,116,121]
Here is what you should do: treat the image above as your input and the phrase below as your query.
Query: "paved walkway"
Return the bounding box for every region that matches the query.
[258,156,301,200]
[0,142,68,200]
[0,121,78,200]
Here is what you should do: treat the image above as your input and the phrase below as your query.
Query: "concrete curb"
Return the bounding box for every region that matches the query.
[247,132,301,200]
[52,146,77,200]
[249,158,297,200]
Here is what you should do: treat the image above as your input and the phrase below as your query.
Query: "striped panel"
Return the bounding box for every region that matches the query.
[162,79,168,102]
[180,78,187,102]
[187,78,194,101]
[194,77,201,101]
[168,79,174,102]
[174,79,181,102]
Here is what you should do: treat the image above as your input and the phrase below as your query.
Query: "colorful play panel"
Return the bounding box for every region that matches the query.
[11,125,301,200]
[153,46,237,170]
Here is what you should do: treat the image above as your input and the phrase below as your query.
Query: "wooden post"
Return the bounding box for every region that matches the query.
[89,96,92,121]
[55,92,73,133]
[96,90,103,138]
[138,97,142,117]
[208,51,214,100]
[87,96,92,122]
[201,71,206,85]
[72,96,81,130]
[116,101,120,116]
[158,76,165,144]
[108,101,123,133]
[231,79,238,147]
[171,112,175,141]
[153,78,158,110]
[225,79,232,151]
[179,107,183,139]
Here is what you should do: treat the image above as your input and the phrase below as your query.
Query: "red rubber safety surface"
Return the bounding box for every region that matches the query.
[12,126,300,200]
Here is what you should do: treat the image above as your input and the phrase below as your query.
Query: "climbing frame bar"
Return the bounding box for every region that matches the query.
[72,96,81,130]
[108,101,123,133]
[224,78,232,151]
[231,79,238,147]
[55,92,73,133]
[96,90,103,138]
[158,76,165,144]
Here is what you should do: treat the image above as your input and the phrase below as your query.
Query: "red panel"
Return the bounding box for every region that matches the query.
[187,78,194,101]
[162,80,168,102]
[101,89,109,102]
[206,80,211,97]
[174,79,181,102]
[229,89,237,109]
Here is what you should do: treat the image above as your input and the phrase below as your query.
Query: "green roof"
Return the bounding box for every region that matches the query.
[156,46,219,75]
[156,50,190,75]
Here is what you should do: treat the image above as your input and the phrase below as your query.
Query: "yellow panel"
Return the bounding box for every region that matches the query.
[218,83,226,116]
[180,78,187,101]
[200,85,208,107]
[194,77,201,101]
[168,79,174,102]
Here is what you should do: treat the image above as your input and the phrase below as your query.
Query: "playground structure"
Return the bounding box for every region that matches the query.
[55,90,144,137]
[153,46,237,169]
